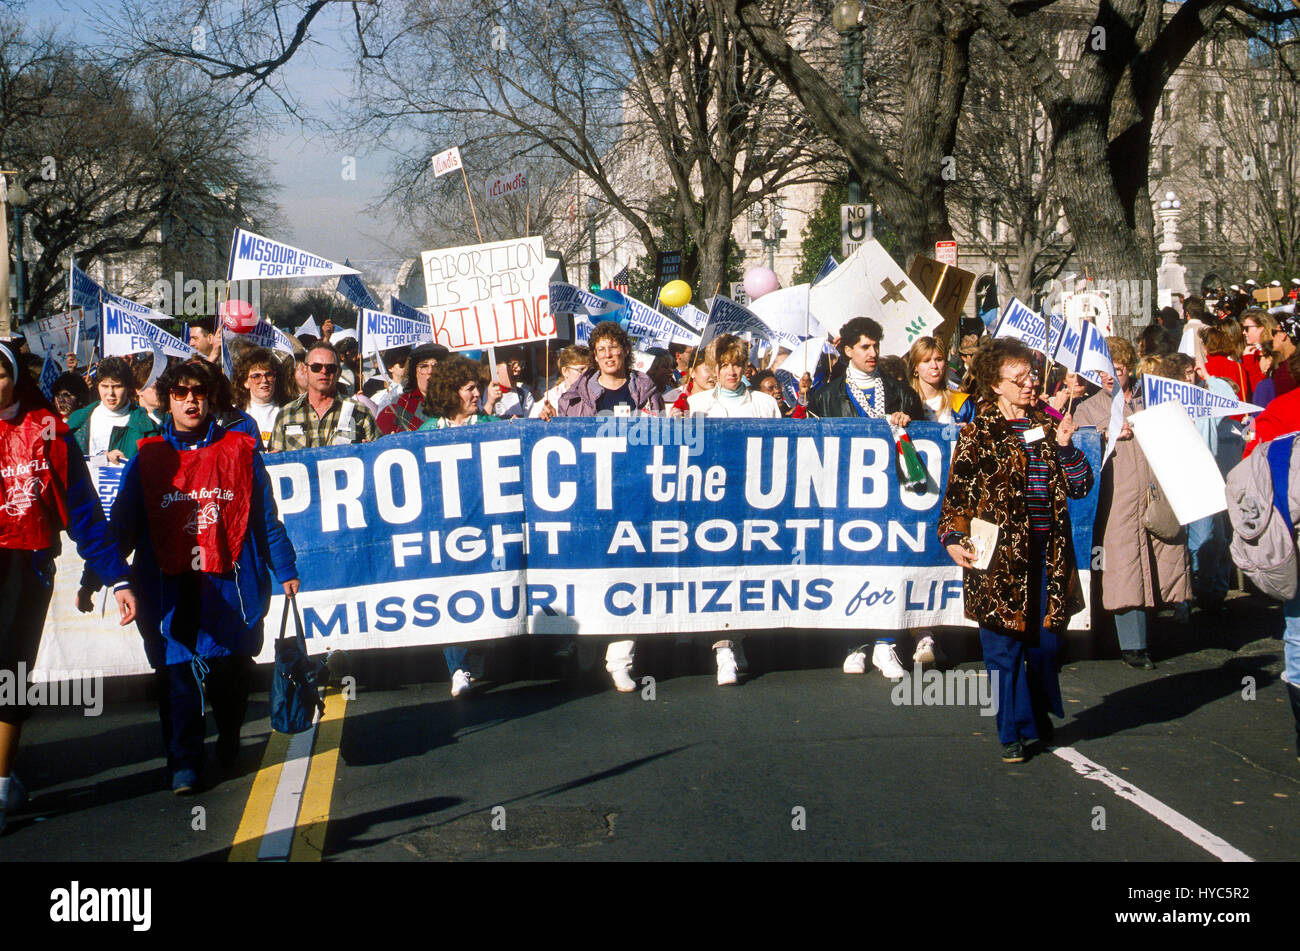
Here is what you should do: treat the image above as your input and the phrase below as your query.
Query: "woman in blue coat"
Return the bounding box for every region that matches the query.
[103,359,299,793]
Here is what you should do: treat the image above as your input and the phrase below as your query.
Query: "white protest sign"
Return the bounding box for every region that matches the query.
[1101,388,1125,468]
[23,310,81,365]
[1143,374,1262,420]
[1052,316,1086,372]
[87,456,126,519]
[775,337,835,377]
[432,146,464,178]
[809,240,944,347]
[104,291,170,323]
[699,296,777,348]
[667,302,709,333]
[421,236,553,351]
[623,293,701,347]
[748,284,826,346]
[992,298,1047,354]
[242,319,296,355]
[548,283,620,317]
[295,315,321,338]
[100,301,194,358]
[486,169,527,199]
[1078,321,1117,388]
[361,308,434,352]
[1128,400,1227,523]
[227,228,361,282]
[1063,291,1113,335]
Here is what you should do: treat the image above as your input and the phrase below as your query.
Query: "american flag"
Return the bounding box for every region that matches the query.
[608,265,630,295]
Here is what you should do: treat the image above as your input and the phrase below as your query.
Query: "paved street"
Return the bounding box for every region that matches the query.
[1,591,1296,866]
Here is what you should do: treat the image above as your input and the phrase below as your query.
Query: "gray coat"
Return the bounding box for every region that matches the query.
[1076,388,1192,611]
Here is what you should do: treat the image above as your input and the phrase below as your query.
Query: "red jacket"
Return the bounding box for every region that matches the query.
[1246,385,1300,456]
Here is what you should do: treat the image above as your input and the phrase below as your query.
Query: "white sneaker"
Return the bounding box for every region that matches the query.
[716,647,739,686]
[842,648,868,674]
[912,633,943,666]
[450,669,474,698]
[610,668,637,693]
[871,642,907,681]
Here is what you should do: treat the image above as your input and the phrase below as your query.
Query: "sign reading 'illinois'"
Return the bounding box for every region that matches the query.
[421,236,554,351]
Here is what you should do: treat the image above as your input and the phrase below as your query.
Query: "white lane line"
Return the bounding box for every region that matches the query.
[257,725,318,861]
[1053,746,1254,863]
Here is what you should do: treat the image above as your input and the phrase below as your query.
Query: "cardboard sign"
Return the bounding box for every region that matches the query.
[421,236,553,351]
[908,254,974,345]
[486,170,527,199]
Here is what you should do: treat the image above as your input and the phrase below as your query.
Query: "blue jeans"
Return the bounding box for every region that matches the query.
[443,647,469,676]
[1114,609,1147,651]
[1282,592,1300,687]
[1188,513,1229,605]
[978,533,1064,744]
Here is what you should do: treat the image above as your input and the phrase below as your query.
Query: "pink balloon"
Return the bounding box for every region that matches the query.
[220,298,259,334]
[743,267,780,300]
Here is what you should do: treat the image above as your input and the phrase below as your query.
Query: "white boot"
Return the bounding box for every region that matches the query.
[606,640,637,692]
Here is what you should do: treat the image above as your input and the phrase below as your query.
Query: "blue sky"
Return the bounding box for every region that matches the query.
[20,0,418,264]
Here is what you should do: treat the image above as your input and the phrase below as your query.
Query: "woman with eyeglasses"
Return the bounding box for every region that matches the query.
[554,322,665,692]
[1075,337,1191,669]
[233,347,293,446]
[0,342,137,834]
[97,358,300,794]
[377,343,452,434]
[532,345,594,419]
[938,338,1093,764]
[416,355,502,697]
[556,322,666,419]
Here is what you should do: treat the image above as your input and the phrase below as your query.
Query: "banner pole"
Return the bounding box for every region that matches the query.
[461,166,484,243]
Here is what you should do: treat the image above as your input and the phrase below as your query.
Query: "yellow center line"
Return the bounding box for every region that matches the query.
[229,685,349,862]
[228,727,292,862]
[290,686,348,862]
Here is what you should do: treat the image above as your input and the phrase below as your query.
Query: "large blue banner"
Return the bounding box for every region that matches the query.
[262,420,1101,649]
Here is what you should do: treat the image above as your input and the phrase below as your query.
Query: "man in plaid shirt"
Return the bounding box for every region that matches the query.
[268,342,378,451]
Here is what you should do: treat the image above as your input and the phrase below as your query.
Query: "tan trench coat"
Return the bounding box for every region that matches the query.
[1076,388,1193,611]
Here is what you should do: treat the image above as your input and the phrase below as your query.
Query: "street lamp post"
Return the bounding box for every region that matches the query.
[752,200,785,271]
[586,196,599,291]
[833,0,865,205]
[8,178,28,325]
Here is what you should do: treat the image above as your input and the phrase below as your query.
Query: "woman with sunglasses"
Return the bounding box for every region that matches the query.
[939,338,1093,764]
[100,358,299,793]
[1240,308,1277,400]
[532,345,594,420]
[1,342,136,834]
[233,347,293,446]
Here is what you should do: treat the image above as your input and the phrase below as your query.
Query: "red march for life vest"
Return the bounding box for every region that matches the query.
[136,432,254,574]
[0,405,71,551]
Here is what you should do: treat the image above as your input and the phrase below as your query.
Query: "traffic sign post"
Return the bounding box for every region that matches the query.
[841,204,873,259]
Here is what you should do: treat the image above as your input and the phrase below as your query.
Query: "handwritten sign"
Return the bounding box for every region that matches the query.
[421,236,553,351]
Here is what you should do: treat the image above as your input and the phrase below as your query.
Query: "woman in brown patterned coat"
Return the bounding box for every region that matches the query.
[938,339,1094,764]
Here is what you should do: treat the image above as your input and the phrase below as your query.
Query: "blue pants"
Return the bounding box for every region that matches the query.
[1281,591,1300,688]
[1188,513,1229,605]
[156,656,253,774]
[1114,609,1147,651]
[978,534,1064,744]
[443,647,469,676]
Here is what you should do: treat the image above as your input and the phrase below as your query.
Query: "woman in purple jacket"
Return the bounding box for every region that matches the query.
[557,322,664,691]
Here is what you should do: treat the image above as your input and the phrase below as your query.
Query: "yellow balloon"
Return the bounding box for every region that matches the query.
[659,280,692,308]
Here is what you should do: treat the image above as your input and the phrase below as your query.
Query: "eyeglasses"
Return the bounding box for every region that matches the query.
[169,384,208,400]
[247,371,276,381]
[1241,323,1259,330]
[560,364,584,374]
[999,371,1039,387]
[308,363,340,374]
[594,345,624,356]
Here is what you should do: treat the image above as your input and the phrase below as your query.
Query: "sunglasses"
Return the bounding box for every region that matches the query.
[308,363,340,374]
[169,384,208,400]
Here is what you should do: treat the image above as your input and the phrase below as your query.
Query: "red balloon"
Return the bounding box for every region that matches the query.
[220,298,258,334]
